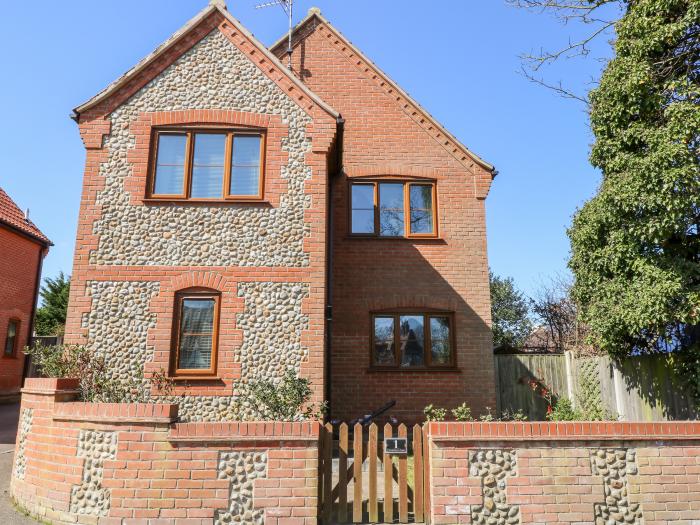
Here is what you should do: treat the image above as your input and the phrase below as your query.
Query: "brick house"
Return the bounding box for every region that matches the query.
[0,188,51,401]
[65,1,496,422]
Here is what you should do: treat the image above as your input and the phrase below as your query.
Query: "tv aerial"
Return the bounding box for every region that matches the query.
[255,0,294,69]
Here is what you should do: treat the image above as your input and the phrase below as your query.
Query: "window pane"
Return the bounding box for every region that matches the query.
[230,166,260,196]
[351,210,375,234]
[400,315,425,367]
[191,134,225,198]
[232,135,262,165]
[409,185,434,234]
[374,317,395,366]
[351,184,374,209]
[178,335,213,369]
[430,317,451,365]
[154,134,187,195]
[181,299,215,333]
[379,183,404,236]
[4,321,17,356]
[379,183,403,209]
[194,134,226,165]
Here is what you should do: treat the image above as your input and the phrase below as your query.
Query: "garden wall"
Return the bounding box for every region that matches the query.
[427,421,700,525]
[10,379,319,525]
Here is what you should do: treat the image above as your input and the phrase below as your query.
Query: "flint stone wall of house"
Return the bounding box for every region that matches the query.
[65,19,331,420]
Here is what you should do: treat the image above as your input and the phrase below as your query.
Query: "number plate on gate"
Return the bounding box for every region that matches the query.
[384,437,408,455]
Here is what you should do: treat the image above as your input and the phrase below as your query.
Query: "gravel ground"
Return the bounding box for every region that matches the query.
[0,403,39,524]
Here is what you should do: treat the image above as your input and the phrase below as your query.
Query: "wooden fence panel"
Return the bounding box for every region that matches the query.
[353,423,363,523]
[496,352,699,421]
[339,423,348,523]
[398,424,408,523]
[413,424,424,522]
[368,423,378,522]
[384,423,394,523]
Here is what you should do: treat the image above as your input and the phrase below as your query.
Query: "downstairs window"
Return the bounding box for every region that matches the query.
[372,312,454,368]
[171,290,220,377]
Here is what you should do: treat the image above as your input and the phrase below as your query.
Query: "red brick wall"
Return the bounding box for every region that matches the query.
[0,226,43,397]
[428,421,700,524]
[11,378,320,525]
[277,19,496,422]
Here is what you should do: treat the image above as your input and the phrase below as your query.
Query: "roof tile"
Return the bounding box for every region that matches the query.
[0,187,51,245]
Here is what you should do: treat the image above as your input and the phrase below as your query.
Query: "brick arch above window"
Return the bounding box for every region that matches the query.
[346,164,441,180]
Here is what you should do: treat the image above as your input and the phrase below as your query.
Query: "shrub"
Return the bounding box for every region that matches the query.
[501,408,528,421]
[423,404,447,422]
[546,398,584,421]
[451,402,473,421]
[242,368,326,421]
[24,343,173,403]
[478,406,497,422]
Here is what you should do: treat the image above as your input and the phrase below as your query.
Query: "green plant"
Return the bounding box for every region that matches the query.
[490,270,533,349]
[566,1,700,401]
[546,398,584,422]
[451,402,473,421]
[243,368,326,421]
[478,407,496,422]
[24,343,175,403]
[423,404,447,422]
[34,272,70,337]
[501,409,528,422]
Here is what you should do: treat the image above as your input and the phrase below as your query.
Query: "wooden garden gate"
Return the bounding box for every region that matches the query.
[318,423,430,524]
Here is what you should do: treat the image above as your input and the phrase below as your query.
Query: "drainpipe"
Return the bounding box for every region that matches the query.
[325,116,344,418]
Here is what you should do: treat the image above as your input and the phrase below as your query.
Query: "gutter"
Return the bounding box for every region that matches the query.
[325,116,344,418]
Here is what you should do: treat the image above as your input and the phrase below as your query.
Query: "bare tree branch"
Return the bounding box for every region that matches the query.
[519,67,590,104]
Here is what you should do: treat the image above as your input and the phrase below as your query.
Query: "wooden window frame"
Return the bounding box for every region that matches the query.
[3,318,20,358]
[147,127,266,202]
[348,180,438,238]
[369,311,455,370]
[170,289,220,378]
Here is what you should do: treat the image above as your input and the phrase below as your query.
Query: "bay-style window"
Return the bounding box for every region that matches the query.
[372,312,454,368]
[149,129,265,201]
[350,181,437,237]
[171,290,220,377]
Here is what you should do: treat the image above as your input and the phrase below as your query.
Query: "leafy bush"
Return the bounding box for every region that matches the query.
[242,369,326,421]
[501,408,528,422]
[24,343,173,403]
[451,403,473,421]
[423,404,447,422]
[546,398,584,421]
[478,407,497,422]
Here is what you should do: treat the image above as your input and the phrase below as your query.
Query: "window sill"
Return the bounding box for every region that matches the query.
[345,236,446,244]
[169,375,222,382]
[143,198,271,207]
[366,367,461,373]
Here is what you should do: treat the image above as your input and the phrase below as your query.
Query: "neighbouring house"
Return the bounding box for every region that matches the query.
[65,0,496,422]
[0,188,51,401]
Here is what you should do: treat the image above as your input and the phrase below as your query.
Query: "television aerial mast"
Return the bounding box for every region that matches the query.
[255,0,294,69]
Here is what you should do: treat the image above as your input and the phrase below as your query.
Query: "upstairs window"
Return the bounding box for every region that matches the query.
[4,319,19,358]
[171,290,220,377]
[149,129,265,201]
[372,312,454,369]
[350,181,437,237]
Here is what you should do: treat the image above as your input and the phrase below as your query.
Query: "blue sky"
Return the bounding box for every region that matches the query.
[0,0,615,298]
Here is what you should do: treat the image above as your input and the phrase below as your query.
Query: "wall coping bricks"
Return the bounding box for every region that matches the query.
[20,378,80,395]
[53,401,179,424]
[427,420,700,441]
[169,421,321,443]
